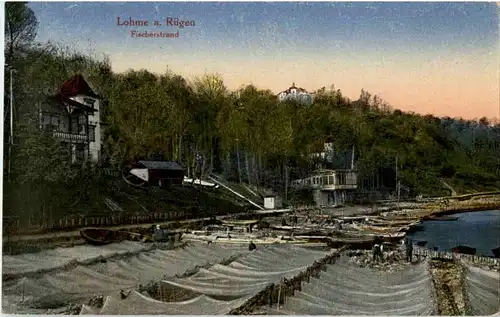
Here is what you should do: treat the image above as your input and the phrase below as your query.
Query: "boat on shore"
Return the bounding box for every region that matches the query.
[271,225,302,231]
[423,215,459,221]
[80,228,145,245]
[333,230,405,243]
[351,223,409,233]
[182,233,313,245]
[451,245,476,255]
[367,218,420,227]
[379,215,421,222]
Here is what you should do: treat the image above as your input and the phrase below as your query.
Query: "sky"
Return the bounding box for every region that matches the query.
[29,2,499,120]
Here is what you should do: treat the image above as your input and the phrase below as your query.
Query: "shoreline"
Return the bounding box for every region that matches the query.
[406,200,500,220]
[4,196,499,254]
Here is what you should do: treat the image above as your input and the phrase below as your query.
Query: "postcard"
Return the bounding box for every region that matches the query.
[3,1,500,315]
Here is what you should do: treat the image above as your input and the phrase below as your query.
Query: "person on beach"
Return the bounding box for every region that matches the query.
[372,243,383,262]
[372,236,384,262]
[249,241,257,251]
[404,237,413,262]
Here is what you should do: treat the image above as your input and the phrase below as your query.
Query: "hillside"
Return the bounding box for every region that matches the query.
[4,2,499,228]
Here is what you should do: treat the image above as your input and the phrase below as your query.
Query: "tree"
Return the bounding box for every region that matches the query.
[4,2,38,66]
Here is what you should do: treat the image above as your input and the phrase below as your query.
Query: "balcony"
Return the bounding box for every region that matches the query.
[292,169,358,191]
[52,131,89,143]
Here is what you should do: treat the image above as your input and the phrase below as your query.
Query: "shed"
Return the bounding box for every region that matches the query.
[130,161,185,187]
[264,195,283,210]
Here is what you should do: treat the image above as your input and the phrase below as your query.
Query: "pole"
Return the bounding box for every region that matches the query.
[236,136,242,184]
[396,156,400,209]
[8,68,14,181]
[277,281,282,310]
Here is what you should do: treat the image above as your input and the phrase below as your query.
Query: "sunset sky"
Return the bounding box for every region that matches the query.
[29,2,499,120]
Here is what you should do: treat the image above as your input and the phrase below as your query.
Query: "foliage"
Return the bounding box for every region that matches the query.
[4,2,500,227]
[4,1,38,66]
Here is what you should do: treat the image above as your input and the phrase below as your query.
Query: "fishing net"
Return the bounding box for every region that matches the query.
[2,242,248,313]
[464,264,500,315]
[95,290,253,315]
[2,241,150,276]
[260,257,436,315]
[161,245,331,298]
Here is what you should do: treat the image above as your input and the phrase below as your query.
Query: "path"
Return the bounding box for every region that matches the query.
[440,179,457,196]
[429,259,466,315]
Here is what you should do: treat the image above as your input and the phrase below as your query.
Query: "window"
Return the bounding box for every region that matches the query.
[78,115,87,134]
[44,124,58,132]
[75,144,85,162]
[89,125,95,142]
[42,114,60,131]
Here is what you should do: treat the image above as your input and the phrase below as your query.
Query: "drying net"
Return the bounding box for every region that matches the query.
[2,242,248,313]
[2,241,150,276]
[464,264,500,315]
[161,245,331,297]
[82,290,254,315]
[260,256,436,315]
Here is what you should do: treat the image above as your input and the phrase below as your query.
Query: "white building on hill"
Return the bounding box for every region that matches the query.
[277,83,314,105]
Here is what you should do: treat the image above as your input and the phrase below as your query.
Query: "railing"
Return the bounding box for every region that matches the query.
[414,246,499,267]
[52,131,88,142]
[292,170,358,191]
[99,168,120,177]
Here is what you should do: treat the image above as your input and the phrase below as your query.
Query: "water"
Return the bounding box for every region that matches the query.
[407,210,500,256]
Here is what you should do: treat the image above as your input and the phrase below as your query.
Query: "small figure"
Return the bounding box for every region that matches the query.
[372,236,384,262]
[372,243,383,262]
[404,237,413,262]
[120,290,128,299]
[249,241,257,251]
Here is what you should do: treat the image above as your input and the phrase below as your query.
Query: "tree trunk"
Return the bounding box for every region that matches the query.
[253,155,258,187]
[178,134,183,162]
[245,153,251,185]
[284,163,289,203]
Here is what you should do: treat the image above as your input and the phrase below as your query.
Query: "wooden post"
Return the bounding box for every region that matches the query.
[277,281,281,310]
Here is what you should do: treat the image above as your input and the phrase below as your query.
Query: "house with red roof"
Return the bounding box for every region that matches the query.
[277,83,314,105]
[39,74,103,164]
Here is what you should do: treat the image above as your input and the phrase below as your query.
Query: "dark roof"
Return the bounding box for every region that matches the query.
[46,95,97,113]
[138,161,184,171]
[58,74,99,99]
[279,82,309,95]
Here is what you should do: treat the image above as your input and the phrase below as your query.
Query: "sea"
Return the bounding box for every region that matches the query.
[407,209,500,257]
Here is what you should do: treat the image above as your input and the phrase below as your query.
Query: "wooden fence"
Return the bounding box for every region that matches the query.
[414,246,499,267]
[229,245,349,315]
[3,211,198,236]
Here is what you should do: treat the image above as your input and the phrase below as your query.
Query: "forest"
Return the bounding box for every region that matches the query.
[4,3,500,224]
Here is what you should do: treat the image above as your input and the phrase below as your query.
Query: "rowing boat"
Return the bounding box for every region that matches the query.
[182,233,312,245]
[351,223,409,233]
[80,228,144,245]
[367,218,420,226]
